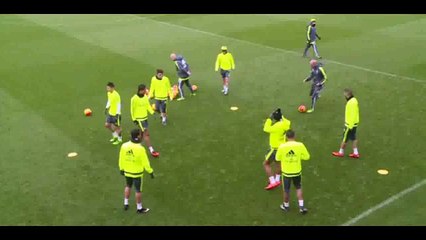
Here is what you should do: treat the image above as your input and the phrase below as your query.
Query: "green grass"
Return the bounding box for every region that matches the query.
[0,14,425,225]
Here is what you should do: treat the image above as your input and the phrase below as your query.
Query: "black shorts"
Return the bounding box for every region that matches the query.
[125,176,143,193]
[220,69,231,78]
[155,100,167,113]
[265,149,277,162]
[106,114,121,126]
[343,126,357,143]
[283,175,302,193]
[134,119,149,131]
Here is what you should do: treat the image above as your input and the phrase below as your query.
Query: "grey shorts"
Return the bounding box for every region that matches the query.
[125,177,143,193]
[155,100,167,113]
[220,69,231,78]
[343,126,357,143]
[283,175,302,193]
[134,119,149,131]
[106,114,121,126]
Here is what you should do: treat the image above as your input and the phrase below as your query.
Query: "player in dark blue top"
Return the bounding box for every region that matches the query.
[303,19,322,59]
[170,53,195,101]
[303,59,327,113]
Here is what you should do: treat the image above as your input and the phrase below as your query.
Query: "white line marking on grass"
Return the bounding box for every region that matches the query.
[341,178,426,226]
[131,14,425,84]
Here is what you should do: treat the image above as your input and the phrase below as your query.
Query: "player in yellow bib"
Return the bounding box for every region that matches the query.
[276,130,310,214]
[149,69,172,126]
[263,108,291,190]
[119,129,154,214]
[105,82,122,145]
[130,84,160,158]
[215,46,235,95]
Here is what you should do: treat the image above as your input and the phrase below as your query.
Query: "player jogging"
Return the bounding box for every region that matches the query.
[303,18,322,59]
[119,129,155,214]
[170,53,195,101]
[263,108,291,190]
[332,88,360,158]
[131,84,160,158]
[215,46,235,95]
[149,69,172,126]
[276,130,310,214]
[105,82,122,145]
[303,59,327,113]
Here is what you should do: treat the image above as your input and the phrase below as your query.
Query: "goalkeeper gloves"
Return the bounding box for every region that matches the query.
[120,170,124,176]
[150,173,155,179]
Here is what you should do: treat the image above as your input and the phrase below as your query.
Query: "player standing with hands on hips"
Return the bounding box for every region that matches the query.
[263,108,291,190]
[170,53,195,101]
[303,18,322,59]
[276,130,310,214]
[332,88,360,158]
[215,46,235,95]
[119,129,155,214]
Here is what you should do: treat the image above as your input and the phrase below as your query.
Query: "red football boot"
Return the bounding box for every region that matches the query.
[151,151,160,158]
[349,153,360,159]
[332,152,344,157]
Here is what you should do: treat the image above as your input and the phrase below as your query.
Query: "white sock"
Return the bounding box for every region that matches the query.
[353,148,359,155]
[224,86,228,92]
[162,116,166,122]
[149,146,154,153]
[269,176,276,184]
[298,200,304,208]
[284,202,289,208]
[339,148,344,154]
[117,134,122,141]
[275,174,281,182]
[137,203,142,210]
[124,198,129,205]
[113,132,118,138]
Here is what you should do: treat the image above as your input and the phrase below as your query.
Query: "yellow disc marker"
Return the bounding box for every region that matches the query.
[377,169,389,175]
[230,106,239,111]
[67,152,78,158]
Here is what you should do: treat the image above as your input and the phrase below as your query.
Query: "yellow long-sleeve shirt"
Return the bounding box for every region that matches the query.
[119,141,153,178]
[149,76,172,100]
[263,118,291,149]
[130,94,154,121]
[215,52,235,71]
[276,141,310,177]
[345,97,359,129]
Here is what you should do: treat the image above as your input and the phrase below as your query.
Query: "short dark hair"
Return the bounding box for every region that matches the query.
[156,69,164,74]
[107,82,115,88]
[344,88,353,96]
[286,129,295,139]
[138,84,146,91]
[130,128,142,142]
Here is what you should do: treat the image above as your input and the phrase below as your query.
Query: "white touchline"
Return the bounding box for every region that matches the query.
[130,14,425,84]
[341,178,426,226]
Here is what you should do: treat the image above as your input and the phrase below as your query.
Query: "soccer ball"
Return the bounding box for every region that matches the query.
[192,85,198,91]
[84,108,92,116]
[298,105,307,113]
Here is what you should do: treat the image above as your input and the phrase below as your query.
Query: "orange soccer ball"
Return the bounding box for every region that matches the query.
[192,85,198,91]
[84,108,92,116]
[298,105,307,113]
